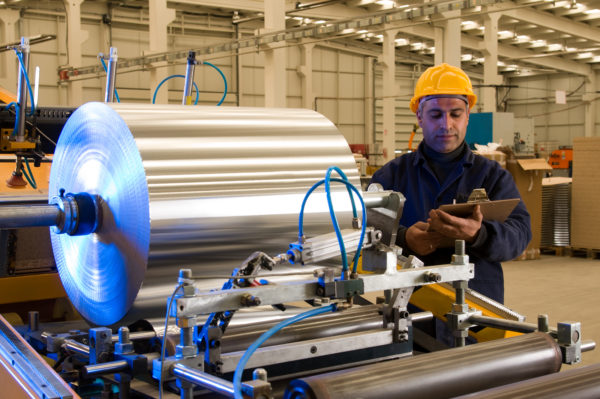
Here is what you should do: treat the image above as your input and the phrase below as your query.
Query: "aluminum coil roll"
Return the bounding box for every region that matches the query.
[284,332,562,399]
[49,102,360,326]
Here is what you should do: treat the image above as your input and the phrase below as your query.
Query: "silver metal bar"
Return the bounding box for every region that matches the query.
[172,364,234,397]
[110,330,156,343]
[15,37,30,142]
[104,47,118,103]
[582,340,596,352]
[468,314,538,334]
[182,51,196,105]
[0,314,74,399]
[83,360,129,378]
[63,339,90,356]
[0,204,60,229]
[177,263,473,317]
[362,191,390,209]
[220,329,394,373]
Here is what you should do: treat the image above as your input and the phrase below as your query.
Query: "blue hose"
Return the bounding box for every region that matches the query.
[152,74,199,105]
[14,50,35,116]
[297,177,366,274]
[3,102,19,135]
[200,61,227,106]
[232,304,337,399]
[99,57,121,103]
[22,157,37,189]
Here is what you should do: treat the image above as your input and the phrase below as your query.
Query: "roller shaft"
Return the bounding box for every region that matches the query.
[456,361,600,398]
[0,204,60,229]
[284,332,563,399]
[172,364,234,397]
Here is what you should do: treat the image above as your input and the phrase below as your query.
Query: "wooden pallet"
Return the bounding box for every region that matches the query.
[540,246,570,257]
[568,247,600,260]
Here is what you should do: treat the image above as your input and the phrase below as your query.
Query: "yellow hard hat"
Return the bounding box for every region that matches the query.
[409,63,477,113]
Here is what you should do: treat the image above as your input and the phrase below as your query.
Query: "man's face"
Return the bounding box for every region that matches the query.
[416,97,470,153]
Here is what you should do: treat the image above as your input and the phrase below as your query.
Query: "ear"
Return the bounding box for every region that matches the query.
[416,109,423,127]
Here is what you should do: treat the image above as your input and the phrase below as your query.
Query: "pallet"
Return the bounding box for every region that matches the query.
[568,247,600,260]
[540,246,569,257]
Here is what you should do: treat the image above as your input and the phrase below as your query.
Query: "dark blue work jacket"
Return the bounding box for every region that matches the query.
[370,142,531,303]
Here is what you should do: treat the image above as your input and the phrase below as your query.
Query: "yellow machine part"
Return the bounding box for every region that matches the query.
[356,257,521,342]
[410,284,522,342]
[0,86,17,104]
[0,274,66,305]
[1,128,37,151]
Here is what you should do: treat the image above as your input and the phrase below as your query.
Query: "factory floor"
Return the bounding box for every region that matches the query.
[503,254,600,370]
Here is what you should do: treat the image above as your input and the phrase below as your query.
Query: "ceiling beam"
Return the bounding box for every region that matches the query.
[495,1,600,44]
[397,24,592,76]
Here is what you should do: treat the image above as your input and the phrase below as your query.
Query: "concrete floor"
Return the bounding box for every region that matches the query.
[503,254,600,370]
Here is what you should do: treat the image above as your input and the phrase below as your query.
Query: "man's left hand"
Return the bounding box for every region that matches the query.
[427,204,483,243]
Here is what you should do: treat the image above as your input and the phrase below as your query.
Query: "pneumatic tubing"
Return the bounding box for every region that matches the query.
[232,304,337,399]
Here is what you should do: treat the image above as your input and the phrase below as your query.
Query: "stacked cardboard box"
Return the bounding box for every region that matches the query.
[571,137,600,249]
[506,158,552,260]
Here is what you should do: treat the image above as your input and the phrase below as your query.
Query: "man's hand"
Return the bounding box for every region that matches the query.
[428,204,483,243]
[406,221,447,256]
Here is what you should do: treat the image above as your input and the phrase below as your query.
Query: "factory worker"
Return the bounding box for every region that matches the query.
[370,63,531,305]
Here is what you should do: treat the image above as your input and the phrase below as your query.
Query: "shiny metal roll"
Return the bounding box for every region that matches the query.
[284,332,562,399]
[454,362,600,399]
[49,102,360,326]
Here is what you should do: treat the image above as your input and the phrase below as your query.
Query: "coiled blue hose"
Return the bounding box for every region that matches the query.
[152,74,199,105]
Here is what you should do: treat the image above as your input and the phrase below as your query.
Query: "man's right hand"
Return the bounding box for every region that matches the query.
[406,221,445,256]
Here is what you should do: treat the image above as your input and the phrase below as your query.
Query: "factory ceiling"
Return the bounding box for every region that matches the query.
[166,0,600,76]
[3,0,599,77]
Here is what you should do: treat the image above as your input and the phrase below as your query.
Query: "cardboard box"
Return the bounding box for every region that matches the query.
[506,158,552,259]
[571,137,600,249]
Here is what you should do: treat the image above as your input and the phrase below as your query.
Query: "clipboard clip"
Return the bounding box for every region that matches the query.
[467,188,491,203]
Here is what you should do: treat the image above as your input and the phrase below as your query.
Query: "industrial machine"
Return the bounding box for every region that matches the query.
[0,102,598,399]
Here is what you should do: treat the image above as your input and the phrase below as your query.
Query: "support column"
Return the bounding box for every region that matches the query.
[64,0,88,106]
[0,10,20,91]
[381,28,399,165]
[433,26,444,65]
[148,0,175,104]
[482,12,502,112]
[297,40,315,109]
[433,10,461,67]
[583,72,597,137]
[263,0,286,108]
[364,56,374,153]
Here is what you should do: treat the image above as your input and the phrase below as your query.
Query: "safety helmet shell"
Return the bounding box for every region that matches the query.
[409,63,477,113]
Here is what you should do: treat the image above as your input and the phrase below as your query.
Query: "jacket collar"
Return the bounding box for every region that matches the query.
[412,141,475,167]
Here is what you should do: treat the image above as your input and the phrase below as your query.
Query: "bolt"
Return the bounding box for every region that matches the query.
[118,327,130,344]
[310,346,317,354]
[179,268,192,279]
[253,368,268,381]
[28,311,39,332]
[455,240,465,256]
[538,314,549,332]
[241,293,261,307]
[425,271,442,282]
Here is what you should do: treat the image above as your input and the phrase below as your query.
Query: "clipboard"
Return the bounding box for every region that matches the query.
[438,198,520,222]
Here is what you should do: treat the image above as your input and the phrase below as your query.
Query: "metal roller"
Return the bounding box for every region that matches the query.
[456,362,600,399]
[47,102,361,326]
[284,332,563,399]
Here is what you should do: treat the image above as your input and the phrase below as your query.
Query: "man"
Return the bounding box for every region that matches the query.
[370,63,531,304]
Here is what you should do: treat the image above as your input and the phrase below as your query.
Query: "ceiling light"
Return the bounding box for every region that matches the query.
[395,38,409,46]
[584,8,600,14]
[531,39,547,47]
[577,52,593,58]
[546,43,563,51]
[375,0,396,6]
[498,30,514,39]
[461,54,474,61]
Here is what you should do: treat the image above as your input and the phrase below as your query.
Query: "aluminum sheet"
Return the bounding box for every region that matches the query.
[49,102,360,326]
